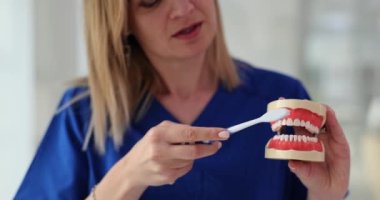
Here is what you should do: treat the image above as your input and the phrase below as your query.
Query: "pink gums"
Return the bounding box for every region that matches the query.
[267,138,323,152]
[271,108,324,128]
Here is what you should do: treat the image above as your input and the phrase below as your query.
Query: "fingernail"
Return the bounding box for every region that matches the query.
[217,142,222,149]
[288,162,296,172]
[218,131,230,139]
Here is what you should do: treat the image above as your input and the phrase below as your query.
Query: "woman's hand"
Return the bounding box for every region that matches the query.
[289,106,350,200]
[93,121,229,200]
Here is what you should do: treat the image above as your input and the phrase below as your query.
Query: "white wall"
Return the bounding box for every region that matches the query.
[0,0,34,199]
[220,0,303,76]
[34,0,87,141]
[0,0,86,198]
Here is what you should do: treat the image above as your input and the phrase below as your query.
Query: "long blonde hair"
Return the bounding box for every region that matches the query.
[82,0,240,153]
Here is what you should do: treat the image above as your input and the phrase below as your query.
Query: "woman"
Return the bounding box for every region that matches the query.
[16,0,350,199]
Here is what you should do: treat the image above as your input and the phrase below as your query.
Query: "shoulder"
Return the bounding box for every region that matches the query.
[58,86,90,111]
[58,86,90,106]
[54,86,92,137]
[233,59,310,101]
[14,86,92,199]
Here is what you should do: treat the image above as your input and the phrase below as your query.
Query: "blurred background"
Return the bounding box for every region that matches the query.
[1,0,379,199]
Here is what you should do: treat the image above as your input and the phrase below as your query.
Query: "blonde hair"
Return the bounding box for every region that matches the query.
[81,0,240,153]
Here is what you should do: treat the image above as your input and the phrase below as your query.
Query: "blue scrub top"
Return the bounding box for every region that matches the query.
[15,60,310,199]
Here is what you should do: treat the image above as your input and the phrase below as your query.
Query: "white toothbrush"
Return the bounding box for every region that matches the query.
[227,108,289,134]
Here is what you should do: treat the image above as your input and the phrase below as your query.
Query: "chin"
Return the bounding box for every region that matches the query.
[177,37,214,59]
[171,45,209,60]
[265,99,327,162]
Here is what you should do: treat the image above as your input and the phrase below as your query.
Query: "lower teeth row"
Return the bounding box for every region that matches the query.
[273,134,318,143]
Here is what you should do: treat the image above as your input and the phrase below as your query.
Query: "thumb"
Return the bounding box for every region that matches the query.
[288,160,312,181]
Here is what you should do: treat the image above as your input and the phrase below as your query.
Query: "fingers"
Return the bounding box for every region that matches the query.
[161,163,194,185]
[324,106,342,133]
[135,121,228,187]
[169,142,222,160]
[288,160,313,187]
[323,105,348,144]
[156,121,229,143]
[164,159,193,169]
[288,160,311,176]
[174,164,193,179]
[144,121,225,166]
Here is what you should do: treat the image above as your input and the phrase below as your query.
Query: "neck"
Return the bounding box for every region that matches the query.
[152,54,216,99]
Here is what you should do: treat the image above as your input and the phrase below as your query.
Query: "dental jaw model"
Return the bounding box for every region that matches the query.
[265,99,327,162]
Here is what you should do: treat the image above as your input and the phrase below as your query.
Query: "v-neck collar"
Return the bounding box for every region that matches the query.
[150,84,225,126]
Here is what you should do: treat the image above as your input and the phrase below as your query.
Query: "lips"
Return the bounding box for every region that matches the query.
[172,22,202,38]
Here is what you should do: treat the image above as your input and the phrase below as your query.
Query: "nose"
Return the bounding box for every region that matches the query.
[169,0,195,19]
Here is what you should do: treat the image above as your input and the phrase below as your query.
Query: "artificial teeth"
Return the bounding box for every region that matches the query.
[284,135,289,141]
[294,119,300,126]
[272,134,320,143]
[302,135,307,142]
[306,121,311,128]
[282,119,287,126]
[308,125,314,133]
[313,126,319,134]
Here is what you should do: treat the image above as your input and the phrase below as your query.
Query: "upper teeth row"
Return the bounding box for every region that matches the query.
[272,118,320,134]
[273,134,318,143]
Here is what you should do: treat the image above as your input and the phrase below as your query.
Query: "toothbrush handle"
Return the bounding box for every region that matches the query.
[227,118,261,134]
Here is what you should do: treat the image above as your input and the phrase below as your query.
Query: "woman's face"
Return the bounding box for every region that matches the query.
[129,0,218,61]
